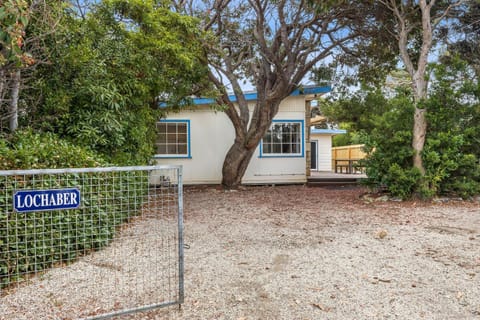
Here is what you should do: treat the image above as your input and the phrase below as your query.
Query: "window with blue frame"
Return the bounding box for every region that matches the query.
[155,120,190,157]
[261,121,303,157]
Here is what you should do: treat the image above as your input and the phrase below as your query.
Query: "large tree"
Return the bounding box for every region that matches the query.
[382,0,467,175]
[0,0,62,132]
[24,0,209,164]
[177,0,359,188]
[346,0,468,176]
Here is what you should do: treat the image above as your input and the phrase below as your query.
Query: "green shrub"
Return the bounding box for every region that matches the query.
[361,93,420,198]
[0,130,148,288]
[360,59,480,199]
[420,60,480,198]
[363,99,480,199]
[383,164,422,199]
[0,129,107,170]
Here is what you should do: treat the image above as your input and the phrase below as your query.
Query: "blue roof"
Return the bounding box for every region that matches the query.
[160,85,331,107]
[310,128,346,135]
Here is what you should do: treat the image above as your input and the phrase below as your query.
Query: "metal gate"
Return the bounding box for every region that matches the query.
[0,165,184,319]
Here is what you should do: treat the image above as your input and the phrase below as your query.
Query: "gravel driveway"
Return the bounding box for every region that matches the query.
[2,185,480,319]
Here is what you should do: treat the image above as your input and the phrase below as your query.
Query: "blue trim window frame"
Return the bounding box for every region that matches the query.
[260,120,304,158]
[154,119,191,158]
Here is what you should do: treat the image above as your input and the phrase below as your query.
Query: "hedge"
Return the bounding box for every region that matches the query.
[0,130,148,288]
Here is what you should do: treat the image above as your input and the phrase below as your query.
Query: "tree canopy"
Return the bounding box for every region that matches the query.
[317,0,480,198]
[2,0,210,165]
[175,0,362,187]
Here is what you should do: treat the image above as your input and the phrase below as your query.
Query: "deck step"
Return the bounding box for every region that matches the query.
[307,177,364,186]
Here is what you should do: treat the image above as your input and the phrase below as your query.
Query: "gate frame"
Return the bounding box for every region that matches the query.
[0,165,184,319]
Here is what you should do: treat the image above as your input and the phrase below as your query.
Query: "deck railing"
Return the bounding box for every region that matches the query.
[331,144,366,174]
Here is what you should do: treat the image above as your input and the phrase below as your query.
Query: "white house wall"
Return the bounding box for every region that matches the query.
[154,95,307,184]
[310,133,333,171]
[243,95,306,183]
[154,107,233,184]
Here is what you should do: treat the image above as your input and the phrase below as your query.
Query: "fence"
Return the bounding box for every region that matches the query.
[0,165,184,319]
[331,144,367,173]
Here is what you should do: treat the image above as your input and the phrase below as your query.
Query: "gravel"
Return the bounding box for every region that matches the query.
[1,185,479,320]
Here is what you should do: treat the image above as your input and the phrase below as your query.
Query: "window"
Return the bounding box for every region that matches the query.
[155,120,191,158]
[261,120,303,157]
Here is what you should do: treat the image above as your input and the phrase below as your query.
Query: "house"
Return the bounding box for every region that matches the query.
[310,128,346,171]
[154,85,345,185]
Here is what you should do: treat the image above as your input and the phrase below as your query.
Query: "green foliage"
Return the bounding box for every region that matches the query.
[0,129,106,169]
[361,93,421,198]
[383,164,422,200]
[0,172,148,289]
[0,0,29,66]
[446,1,480,77]
[20,0,210,165]
[311,64,334,87]
[360,58,480,199]
[420,58,480,198]
[0,130,148,288]
[332,127,360,147]
[322,89,392,146]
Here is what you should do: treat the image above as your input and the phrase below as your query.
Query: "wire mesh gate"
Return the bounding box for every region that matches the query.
[0,165,184,319]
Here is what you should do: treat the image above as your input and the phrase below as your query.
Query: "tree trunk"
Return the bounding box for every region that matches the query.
[0,70,5,102]
[392,0,434,176]
[412,106,427,175]
[411,72,428,175]
[9,70,21,132]
[221,140,257,188]
[220,94,283,189]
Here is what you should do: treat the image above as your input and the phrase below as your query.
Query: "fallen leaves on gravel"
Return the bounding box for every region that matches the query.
[312,303,331,312]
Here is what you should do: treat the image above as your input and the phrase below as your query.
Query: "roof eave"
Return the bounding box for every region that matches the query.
[160,85,332,108]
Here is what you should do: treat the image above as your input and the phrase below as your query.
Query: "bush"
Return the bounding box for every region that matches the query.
[360,59,480,199]
[0,129,107,170]
[421,60,480,198]
[421,133,480,198]
[363,96,480,199]
[361,93,420,198]
[0,130,148,288]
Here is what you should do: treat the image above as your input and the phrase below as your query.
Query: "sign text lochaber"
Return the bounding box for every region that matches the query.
[14,188,81,212]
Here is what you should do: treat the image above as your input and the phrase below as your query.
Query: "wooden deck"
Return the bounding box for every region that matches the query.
[307,171,367,186]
